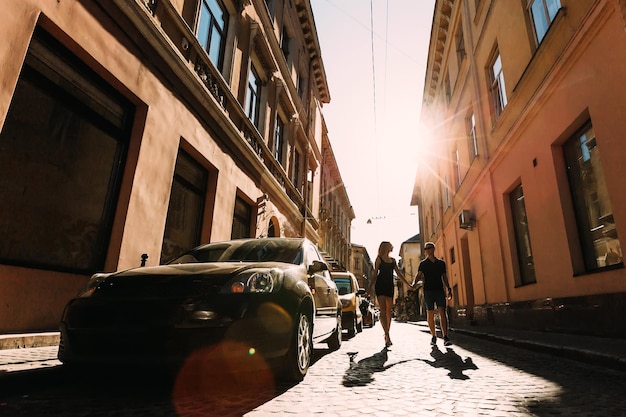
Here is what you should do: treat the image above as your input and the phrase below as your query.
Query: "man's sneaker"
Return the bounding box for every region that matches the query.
[443,336,452,346]
[430,336,437,345]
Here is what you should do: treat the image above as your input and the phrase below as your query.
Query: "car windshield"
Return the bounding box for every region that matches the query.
[168,239,304,265]
[333,277,352,295]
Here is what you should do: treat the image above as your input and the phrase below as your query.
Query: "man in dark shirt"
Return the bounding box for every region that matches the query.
[412,242,453,346]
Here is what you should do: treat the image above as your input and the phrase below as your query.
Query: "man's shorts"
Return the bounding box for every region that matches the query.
[423,290,447,310]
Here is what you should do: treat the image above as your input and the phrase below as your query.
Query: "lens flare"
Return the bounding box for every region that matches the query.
[172,341,275,417]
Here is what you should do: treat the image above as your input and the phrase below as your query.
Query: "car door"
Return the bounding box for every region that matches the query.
[350,274,363,318]
[305,244,338,338]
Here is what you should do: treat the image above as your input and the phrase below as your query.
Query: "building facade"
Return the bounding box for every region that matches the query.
[350,243,373,291]
[318,130,354,270]
[399,233,422,282]
[0,0,344,333]
[413,0,626,336]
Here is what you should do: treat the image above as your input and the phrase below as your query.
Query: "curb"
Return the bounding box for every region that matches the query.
[451,327,626,372]
[0,332,60,350]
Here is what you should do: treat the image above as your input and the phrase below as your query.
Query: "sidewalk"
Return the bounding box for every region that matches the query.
[447,320,626,371]
[1,323,626,377]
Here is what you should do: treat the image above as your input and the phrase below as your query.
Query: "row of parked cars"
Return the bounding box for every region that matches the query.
[57,238,377,383]
[330,270,379,336]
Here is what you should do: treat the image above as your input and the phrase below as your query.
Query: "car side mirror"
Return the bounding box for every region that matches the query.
[308,260,329,274]
[357,288,366,295]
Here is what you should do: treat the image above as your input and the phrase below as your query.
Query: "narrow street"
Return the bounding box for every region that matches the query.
[1,321,625,416]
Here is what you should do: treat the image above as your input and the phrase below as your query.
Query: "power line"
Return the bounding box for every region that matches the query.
[370,0,379,212]
[370,0,389,214]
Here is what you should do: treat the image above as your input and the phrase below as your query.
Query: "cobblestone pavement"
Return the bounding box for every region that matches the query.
[1,322,625,416]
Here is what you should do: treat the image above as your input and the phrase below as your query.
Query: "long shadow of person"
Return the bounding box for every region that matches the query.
[420,346,478,380]
[342,348,416,387]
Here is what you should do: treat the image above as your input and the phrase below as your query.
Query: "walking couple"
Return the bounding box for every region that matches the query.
[370,241,453,348]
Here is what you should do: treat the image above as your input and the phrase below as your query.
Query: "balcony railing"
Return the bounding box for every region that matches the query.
[118,0,312,220]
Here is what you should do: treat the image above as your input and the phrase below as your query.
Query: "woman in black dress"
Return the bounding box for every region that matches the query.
[371,241,410,347]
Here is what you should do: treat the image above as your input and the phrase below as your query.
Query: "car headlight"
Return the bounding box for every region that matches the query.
[77,273,109,298]
[225,269,283,294]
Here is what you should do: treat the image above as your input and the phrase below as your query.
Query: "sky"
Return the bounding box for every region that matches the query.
[310,0,436,258]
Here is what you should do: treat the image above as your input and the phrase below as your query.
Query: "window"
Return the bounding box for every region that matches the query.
[444,176,451,208]
[444,73,451,103]
[454,149,461,186]
[354,258,361,269]
[297,74,307,104]
[0,28,133,273]
[564,123,623,271]
[510,184,536,285]
[246,66,262,128]
[450,247,456,264]
[231,195,253,239]
[429,206,435,235]
[264,0,275,20]
[281,25,290,60]
[160,150,208,263]
[529,0,561,44]
[274,114,286,166]
[197,0,227,70]
[490,51,508,118]
[456,25,466,64]
[292,149,302,192]
[306,169,314,211]
[468,112,478,160]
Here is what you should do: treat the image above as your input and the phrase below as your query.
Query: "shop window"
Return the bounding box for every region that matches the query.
[510,184,537,285]
[160,150,208,263]
[0,28,133,273]
[232,195,253,239]
[564,123,623,271]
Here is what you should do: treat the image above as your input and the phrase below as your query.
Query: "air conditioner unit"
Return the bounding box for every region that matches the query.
[459,210,474,230]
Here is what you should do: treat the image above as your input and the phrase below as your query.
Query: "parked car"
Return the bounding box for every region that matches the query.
[361,296,379,327]
[58,238,342,381]
[331,271,365,337]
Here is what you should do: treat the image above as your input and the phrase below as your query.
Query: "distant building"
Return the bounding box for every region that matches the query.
[399,233,422,281]
[396,233,423,321]
[413,0,626,336]
[350,243,373,291]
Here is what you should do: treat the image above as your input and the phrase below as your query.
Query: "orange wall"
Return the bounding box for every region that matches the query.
[0,265,84,332]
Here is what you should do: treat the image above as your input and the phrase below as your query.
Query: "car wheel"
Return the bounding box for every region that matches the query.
[326,311,342,351]
[281,311,312,382]
[347,316,356,337]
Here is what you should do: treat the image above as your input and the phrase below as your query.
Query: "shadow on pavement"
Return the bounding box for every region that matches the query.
[419,345,478,380]
[0,355,319,417]
[341,347,418,387]
[426,326,626,417]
